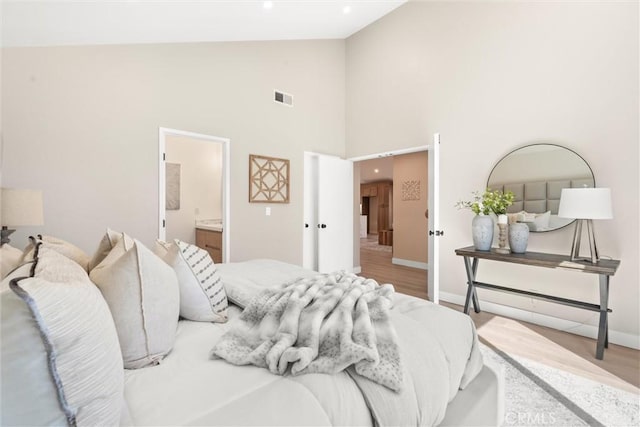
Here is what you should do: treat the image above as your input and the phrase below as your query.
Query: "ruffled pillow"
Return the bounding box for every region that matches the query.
[1,246,124,425]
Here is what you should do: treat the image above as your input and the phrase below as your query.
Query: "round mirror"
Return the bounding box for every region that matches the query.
[487,143,594,232]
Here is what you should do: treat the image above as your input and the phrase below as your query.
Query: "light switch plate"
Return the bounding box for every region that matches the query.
[265,207,271,216]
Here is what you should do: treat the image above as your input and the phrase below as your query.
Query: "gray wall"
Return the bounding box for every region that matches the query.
[346,1,639,343]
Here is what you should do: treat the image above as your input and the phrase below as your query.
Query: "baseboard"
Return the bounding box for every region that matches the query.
[352,266,362,274]
[391,258,428,270]
[440,291,640,350]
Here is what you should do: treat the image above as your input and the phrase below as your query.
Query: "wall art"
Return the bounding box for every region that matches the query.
[249,154,290,203]
[166,162,181,210]
[401,180,420,201]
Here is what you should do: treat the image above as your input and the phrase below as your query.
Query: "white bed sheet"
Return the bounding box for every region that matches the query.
[124,309,373,426]
[124,259,499,426]
[125,260,372,426]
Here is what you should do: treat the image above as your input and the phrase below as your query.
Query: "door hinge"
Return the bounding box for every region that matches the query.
[429,230,444,237]
[163,153,166,161]
[162,219,166,228]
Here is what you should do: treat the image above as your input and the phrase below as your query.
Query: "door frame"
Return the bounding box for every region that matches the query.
[428,134,440,304]
[158,127,231,262]
[347,141,439,303]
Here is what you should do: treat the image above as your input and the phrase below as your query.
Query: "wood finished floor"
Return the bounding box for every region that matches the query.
[358,236,428,300]
[359,239,640,394]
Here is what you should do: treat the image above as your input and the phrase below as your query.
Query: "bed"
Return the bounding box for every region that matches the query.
[123,259,503,426]
[2,235,502,426]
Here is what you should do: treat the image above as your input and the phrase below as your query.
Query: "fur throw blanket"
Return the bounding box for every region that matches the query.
[210,272,404,391]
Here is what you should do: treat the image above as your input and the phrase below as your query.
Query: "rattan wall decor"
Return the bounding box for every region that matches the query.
[401,180,421,201]
[249,154,290,203]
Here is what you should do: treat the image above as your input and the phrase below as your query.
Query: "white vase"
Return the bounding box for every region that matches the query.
[509,223,529,254]
[472,215,494,251]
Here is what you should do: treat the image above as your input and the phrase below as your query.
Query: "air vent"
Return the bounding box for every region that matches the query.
[274,90,293,107]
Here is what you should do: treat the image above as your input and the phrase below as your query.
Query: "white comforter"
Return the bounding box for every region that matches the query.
[123,260,483,426]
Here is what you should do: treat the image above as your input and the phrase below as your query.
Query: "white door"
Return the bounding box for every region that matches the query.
[303,152,354,273]
[428,133,441,303]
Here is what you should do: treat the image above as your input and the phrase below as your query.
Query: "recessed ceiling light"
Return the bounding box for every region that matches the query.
[343,5,351,15]
[374,168,379,173]
[263,1,273,10]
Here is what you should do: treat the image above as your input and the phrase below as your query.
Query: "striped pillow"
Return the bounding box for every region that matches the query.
[1,246,124,426]
[164,239,228,322]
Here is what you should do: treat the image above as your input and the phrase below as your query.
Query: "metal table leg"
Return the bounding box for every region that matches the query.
[463,256,480,314]
[471,258,480,313]
[596,274,610,360]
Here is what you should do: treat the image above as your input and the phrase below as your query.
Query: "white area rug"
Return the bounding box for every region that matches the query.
[480,343,639,426]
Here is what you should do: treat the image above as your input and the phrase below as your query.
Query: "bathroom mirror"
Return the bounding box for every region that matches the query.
[487,143,594,232]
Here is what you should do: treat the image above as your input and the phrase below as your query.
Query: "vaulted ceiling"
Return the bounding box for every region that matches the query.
[2,0,407,47]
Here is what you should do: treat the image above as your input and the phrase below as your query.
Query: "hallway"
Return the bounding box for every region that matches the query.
[359,236,428,300]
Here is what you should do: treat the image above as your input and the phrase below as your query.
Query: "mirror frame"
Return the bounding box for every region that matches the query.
[487,143,595,233]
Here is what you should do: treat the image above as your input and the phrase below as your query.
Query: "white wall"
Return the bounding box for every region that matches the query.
[2,2,637,347]
[346,2,639,346]
[165,134,222,244]
[2,40,346,263]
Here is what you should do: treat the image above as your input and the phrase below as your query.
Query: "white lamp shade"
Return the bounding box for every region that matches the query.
[0,188,44,227]
[557,188,613,220]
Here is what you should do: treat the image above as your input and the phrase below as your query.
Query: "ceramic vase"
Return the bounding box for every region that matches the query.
[509,222,529,254]
[472,215,494,251]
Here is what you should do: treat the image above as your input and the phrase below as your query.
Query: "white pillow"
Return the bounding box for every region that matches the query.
[157,239,228,323]
[1,247,124,426]
[534,211,551,230]
[1,244,26,279]
[506,213,519,225]
[0,261,34,293]
[23,235,91,271]
[88,228,134,271]
[90,238,180,369]
[517,211,537,222]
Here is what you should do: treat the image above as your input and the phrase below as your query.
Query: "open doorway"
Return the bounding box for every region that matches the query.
[349,139,439,303]
[355,151,428,300]
[158,128,231,262]
[358,156,394,251]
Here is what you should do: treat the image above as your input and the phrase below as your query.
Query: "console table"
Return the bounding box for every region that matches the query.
[454,246,620,360]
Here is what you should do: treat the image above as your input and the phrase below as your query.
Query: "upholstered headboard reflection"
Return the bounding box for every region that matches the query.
[491,178,593,214]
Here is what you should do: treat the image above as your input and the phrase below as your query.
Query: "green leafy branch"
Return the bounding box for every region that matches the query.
[455,189,515,216]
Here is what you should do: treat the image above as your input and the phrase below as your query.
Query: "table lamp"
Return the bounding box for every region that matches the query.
[0,188,44,246]
[557,188,612,264]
